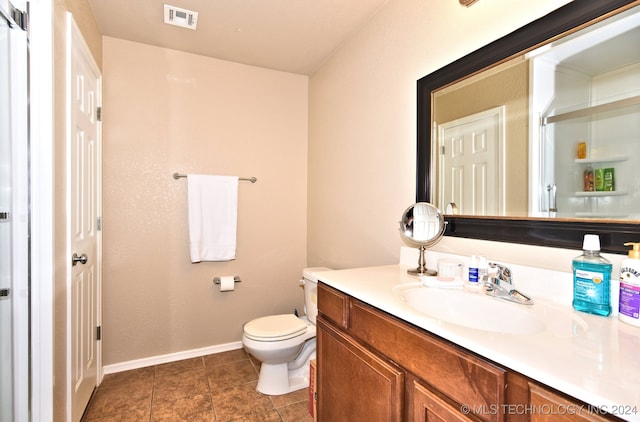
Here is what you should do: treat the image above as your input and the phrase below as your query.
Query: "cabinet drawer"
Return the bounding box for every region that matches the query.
[349,299,506,422]
[317,282,349,329]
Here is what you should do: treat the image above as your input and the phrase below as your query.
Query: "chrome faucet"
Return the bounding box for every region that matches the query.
[482,263,534,305]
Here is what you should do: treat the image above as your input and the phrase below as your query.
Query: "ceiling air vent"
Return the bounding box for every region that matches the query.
[163,4,198,30]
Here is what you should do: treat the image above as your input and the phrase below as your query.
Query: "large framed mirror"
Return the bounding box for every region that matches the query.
[417,0,640,254]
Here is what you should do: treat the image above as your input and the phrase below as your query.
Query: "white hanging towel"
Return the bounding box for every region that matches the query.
[187,174,239,262]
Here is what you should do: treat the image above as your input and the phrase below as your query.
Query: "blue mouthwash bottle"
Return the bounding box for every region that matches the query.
[572,234,612,316]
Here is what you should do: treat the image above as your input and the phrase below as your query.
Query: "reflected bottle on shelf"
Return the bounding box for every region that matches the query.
[583,165,594,192]
[603,168,615,191]
[577,141,587,159]
[595,168,604,191]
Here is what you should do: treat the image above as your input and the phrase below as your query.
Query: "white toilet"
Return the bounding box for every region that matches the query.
[242,267,332,395]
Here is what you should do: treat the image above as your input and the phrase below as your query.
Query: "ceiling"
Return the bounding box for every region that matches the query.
[87,0,390,75]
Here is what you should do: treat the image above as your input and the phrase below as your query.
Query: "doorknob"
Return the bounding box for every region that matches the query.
[72,253,88,266]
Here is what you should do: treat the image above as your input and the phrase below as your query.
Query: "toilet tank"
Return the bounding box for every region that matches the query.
[301,267,333,325]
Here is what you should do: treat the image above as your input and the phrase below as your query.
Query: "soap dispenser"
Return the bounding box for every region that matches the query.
[572,234,612,316]
[619,242,640,327]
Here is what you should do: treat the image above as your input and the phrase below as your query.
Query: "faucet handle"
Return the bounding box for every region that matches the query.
[489,262,513,285]
[480,265,499,289]
[485,262,534,305]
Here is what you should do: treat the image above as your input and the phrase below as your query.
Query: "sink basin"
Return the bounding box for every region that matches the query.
[397,285,588,336]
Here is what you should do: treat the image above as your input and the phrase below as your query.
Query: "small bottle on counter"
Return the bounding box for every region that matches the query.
[572,234,612,316]
[468,255,479,285]
[583,165,594,192]
[478,256,488,282]
[619,242,640,327]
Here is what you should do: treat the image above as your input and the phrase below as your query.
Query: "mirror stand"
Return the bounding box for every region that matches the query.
[407,245,436,276]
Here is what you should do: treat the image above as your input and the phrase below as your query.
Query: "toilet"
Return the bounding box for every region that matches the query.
[242,267,332,395]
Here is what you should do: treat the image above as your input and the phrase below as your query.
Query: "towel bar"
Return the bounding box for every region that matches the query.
[213,276,241,284]
[173,172,257,183]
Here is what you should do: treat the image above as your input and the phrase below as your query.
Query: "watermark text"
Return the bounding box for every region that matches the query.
[459,403,638,417]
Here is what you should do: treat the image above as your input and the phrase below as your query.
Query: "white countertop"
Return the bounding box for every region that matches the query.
[317,263,640,421]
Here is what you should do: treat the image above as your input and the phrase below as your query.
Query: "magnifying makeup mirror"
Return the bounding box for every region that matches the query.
[399,202,446,276]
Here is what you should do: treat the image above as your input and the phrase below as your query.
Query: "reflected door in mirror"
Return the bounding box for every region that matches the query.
[438,106,505,216]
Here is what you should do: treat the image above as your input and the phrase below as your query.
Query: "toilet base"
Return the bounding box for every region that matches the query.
[255,340,316,395]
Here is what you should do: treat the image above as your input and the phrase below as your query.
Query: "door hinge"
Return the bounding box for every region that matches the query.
[96,326,102,341]
[97,106,102,122]
[97,216,102,231]
[441,145,445,155]
[0,288,10,298]
[10,5,27,31]
[0,211,10,222]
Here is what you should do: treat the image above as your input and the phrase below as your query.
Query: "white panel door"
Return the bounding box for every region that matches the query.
[67,13,102,422]
[438,107,504,216]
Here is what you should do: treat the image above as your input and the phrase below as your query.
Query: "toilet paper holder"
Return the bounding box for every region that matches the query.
[213,276,241,284]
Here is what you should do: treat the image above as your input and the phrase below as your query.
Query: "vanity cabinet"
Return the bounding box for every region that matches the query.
[316,282,619,422]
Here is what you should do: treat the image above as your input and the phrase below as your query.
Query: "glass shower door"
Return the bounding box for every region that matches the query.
[1,1,29,420]
[1,8,15,420]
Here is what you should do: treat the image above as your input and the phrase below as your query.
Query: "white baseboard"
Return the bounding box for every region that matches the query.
[102,341,244,375]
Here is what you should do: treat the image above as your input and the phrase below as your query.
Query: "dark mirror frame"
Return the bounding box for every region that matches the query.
[417,0,640,255]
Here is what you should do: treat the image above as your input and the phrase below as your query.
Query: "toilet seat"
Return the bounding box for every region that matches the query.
[244,314,308,341]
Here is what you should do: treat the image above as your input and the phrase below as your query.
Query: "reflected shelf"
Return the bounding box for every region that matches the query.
[542,94,640,125]
[575,156,628,164]
[574,190,627,197]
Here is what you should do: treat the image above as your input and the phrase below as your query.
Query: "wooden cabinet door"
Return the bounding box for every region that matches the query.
[317,317,404,422]
[529,383,610,422]
[413,380,475,422]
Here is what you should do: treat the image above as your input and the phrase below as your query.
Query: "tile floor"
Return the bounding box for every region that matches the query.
[81,349,314,421]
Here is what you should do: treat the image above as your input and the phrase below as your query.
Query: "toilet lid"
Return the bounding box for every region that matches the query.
[244,314,308,341]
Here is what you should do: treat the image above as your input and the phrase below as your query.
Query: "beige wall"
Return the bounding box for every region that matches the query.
[101,37,308,365]
[52,0,102,420]
[307,0,618,272]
